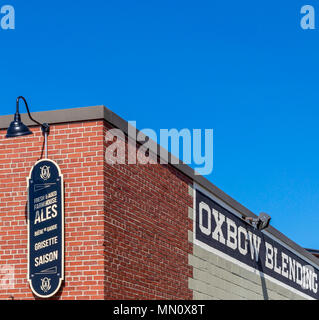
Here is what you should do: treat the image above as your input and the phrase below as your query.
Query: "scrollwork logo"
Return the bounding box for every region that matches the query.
[40,277,51,293]
[40,165,51,181]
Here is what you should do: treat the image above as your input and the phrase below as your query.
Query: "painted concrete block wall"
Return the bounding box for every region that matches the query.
[187,196,306,300]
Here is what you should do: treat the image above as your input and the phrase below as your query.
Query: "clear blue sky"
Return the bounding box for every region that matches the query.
[1,0,319,249]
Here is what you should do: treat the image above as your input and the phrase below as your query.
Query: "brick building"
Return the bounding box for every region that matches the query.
[0,105,318,300]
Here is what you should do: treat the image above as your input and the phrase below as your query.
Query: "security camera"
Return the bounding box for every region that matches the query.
[244,212,271,230]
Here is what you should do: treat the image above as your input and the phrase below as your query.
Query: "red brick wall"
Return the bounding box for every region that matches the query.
[0,121,105,300]
[103,121,193,299]
[0,119,193,300]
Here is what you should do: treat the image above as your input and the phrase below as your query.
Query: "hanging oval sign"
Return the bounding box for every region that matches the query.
[27,159,64,298]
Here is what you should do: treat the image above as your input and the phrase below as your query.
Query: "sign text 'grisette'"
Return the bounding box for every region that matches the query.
[27,159,64,298]
[194,188,319,300]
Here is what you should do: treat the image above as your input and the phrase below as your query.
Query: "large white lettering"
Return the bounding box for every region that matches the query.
[226,218,237,250]
[212,209,225,244]
[199,201,211,236]
[248,231,261,262]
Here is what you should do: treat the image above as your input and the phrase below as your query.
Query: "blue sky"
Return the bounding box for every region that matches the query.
[1,0,319,249]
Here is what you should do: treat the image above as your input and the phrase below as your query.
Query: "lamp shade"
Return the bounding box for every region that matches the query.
[6,113,32,138]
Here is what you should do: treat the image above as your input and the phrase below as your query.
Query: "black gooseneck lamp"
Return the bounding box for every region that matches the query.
[5,96,50,158]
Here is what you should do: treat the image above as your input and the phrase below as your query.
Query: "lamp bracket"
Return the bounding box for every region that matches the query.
[41,123,50,134]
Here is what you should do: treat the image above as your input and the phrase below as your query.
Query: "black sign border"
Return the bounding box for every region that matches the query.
[27,159,65,298]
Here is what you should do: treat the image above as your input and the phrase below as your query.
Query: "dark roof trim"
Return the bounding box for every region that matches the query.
[1,105,318,266]
[306,249,319,254]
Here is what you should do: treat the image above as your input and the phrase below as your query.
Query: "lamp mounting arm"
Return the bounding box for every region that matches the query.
[16,96,50,134]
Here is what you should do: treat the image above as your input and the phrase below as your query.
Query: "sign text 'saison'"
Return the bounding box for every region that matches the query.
[195,189,319,299]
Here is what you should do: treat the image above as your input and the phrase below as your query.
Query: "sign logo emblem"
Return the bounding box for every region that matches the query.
[40,165,51,180]
[40,277,51,293]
